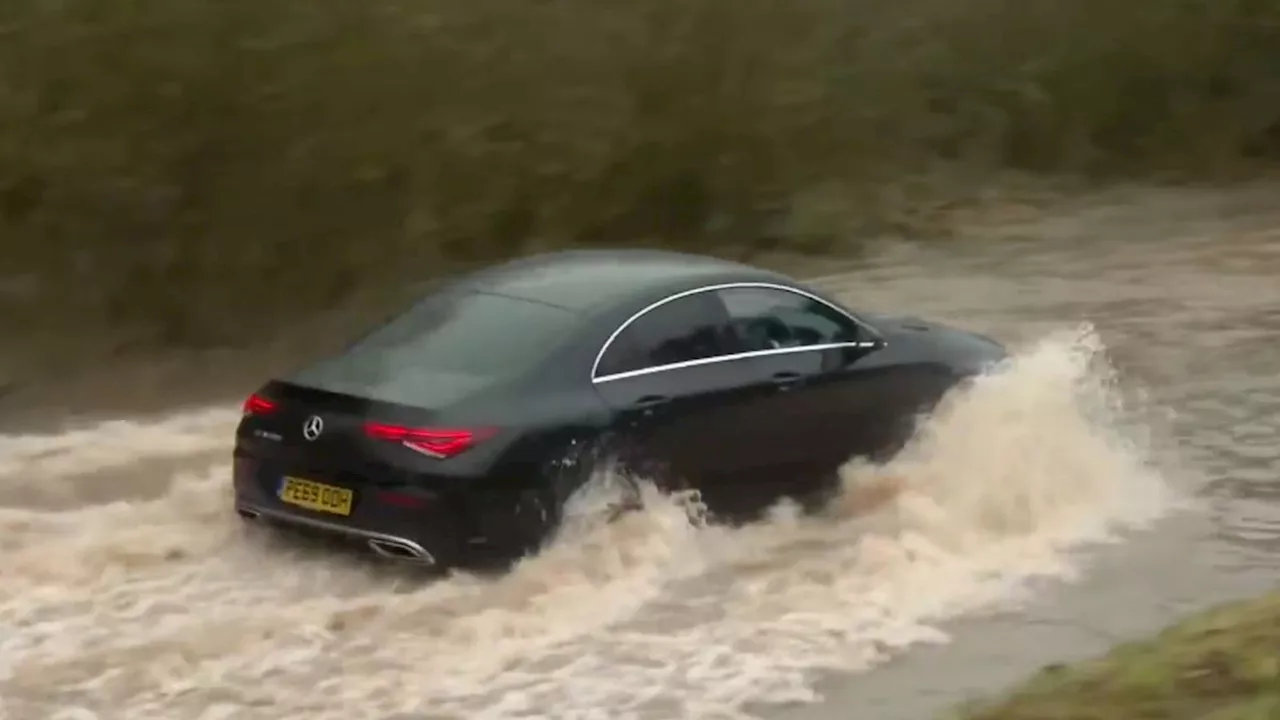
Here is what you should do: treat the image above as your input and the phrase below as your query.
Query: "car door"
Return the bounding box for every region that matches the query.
[715,285,890,485]
[591,289,767,493]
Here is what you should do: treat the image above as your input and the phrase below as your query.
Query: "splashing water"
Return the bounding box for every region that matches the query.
[0,324,1178,720]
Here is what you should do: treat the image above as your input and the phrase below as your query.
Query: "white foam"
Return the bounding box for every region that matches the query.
[0,409,241,483]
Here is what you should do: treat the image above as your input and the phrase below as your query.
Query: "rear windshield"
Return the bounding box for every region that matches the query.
[288,291,578,406]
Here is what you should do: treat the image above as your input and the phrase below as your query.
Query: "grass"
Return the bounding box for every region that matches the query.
[1,0,1279,370]
[950,593,1280,720]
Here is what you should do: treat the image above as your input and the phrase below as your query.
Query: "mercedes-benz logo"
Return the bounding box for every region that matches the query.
[302,415,324,441]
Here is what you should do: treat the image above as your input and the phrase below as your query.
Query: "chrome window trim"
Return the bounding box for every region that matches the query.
[589,281,884,383]
[593,341,879,383]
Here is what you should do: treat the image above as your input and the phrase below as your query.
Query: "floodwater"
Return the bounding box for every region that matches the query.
[1,185,1278,720]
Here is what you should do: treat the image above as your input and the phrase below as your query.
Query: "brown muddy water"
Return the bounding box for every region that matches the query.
[1,185,1278,720]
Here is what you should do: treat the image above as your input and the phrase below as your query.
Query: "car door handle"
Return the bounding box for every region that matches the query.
[634,395,670,409]
[771,371,803,384]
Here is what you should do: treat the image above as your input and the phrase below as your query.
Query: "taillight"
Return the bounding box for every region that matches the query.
[242,393,277,416]
[364,422,495,458]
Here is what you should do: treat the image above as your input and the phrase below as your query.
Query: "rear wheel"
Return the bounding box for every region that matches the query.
[546,432,655,528]
[503,432,618,553]
[603,473,645,523]
[466,486,558,571]
[511,485,557,544]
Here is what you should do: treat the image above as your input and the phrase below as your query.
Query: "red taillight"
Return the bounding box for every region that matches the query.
[242,393,277,416]
[364,422,495,458]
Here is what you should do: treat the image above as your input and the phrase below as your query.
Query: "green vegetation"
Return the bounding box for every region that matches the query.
[1,0,1278,368]
[950,592,1280,720]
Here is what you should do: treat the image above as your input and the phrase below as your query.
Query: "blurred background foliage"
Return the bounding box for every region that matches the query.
[1,0,1278,358]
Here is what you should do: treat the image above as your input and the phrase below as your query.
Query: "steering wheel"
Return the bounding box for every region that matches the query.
[743,316,793,350]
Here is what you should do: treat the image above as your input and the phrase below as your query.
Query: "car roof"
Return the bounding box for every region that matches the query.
[455,248,791,312]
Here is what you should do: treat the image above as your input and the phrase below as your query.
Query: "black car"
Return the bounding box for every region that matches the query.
[233,249,1007,569]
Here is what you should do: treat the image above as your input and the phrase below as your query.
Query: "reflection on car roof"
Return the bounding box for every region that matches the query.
[459,249,786,312]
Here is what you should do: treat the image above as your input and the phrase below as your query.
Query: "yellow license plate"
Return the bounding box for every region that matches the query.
[278,476,354,516]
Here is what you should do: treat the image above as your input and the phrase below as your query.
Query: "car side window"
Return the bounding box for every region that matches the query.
[596,291,742,377]
[716,287,861,352]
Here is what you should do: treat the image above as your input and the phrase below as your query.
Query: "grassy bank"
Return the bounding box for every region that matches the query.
[1,0,1279,368]
[951,592,1280,720]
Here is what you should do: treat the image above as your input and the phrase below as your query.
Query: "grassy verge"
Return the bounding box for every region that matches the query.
[950,593,1280,720]
[1,0,1278,371]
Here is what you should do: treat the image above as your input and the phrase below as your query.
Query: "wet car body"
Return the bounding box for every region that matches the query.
[232,249,1007,570]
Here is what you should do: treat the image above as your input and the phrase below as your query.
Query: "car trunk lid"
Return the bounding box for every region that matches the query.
[236,380,495,491]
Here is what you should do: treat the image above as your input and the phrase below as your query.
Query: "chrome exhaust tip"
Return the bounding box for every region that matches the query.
[367,538,436,565]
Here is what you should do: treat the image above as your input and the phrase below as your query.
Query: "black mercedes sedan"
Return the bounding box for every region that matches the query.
[232,249,1007,569]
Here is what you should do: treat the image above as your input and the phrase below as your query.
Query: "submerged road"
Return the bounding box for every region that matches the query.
[1,184,1277,720]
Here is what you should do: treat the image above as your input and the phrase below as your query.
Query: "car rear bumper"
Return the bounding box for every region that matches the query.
[232,455,550,569]
[234,501,441,565]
